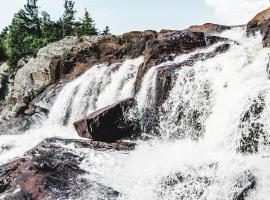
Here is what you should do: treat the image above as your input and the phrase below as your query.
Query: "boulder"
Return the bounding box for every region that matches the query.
[74,98,140,142]
[0,138,121,200]
[187,23,231,33]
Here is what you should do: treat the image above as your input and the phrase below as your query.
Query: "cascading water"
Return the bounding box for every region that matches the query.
[0,57,143,165]
[0,27,270,200]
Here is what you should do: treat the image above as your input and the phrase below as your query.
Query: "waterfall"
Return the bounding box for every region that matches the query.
[0,27,270,199]
[77,28,270,200]
[0,57,143,164]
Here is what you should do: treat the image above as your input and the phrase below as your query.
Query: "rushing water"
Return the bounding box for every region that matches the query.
[1,27,270,199]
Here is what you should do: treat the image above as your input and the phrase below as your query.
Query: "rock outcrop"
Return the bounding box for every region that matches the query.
[1,27,236,121]
[134,30,234,93]
[0,138,122,200]
[3,32,157,120]
[187,23,231,33]
[247,7,270,47]
[74,98,140,142]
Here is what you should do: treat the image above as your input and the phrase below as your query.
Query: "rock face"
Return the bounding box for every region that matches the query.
[0,138,121,200]
[247,8,270,34]
[74,98,140,142]
[187,23,231,33]
[134,30,233,93]
[6,31,157,120]
[247,8,270,47]
[153,43,231,107]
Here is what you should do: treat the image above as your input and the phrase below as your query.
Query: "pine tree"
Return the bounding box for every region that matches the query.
[23,0,42,36]
[77,9,98,36]
[5,10,29,68]
[101,26,111,35]
[0,27,8,62]
[41,11,62,43]
[62,0,76,37]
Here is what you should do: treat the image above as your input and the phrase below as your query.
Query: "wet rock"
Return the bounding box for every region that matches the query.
[157,164,216,200]
[247,8,270,47]
[157,167,256,200]
[247,8,270,35]
[46,137,136,151]
[0,103,49,135]
[238,95,265,154]
[187,23,231,33]
[261,19,270,47]
[155,43,231,106]
[0,138,121,200]
[233,171,256,200]
[30,83,65,111]
[139,43,231,135]
[134,30,234,93]
[6,31,157,120]
[74,98,140,142]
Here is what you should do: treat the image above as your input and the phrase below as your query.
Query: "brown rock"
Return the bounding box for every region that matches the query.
[0,138,121,200]
[247,8,270,35]
[187,23,231,33]
[134,30,233,93]
[74,98,140,142]
[247,8,270,47]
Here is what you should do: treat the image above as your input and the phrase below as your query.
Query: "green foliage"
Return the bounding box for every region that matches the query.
[76,9,98,36]
[1,0,111,73]
[62,0,76,37]
[101,26,111,35]
[5,10,29,68]
[41,11,62,43]
[0,28,8,62]
[23,0,42,36]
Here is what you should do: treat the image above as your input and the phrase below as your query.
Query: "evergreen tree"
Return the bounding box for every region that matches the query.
[41,11,62,43]
[0,27,8,62]
[0,0,105,72]
[62,0,76,37]
[101,26,111,35]
[5,10,29,68]
[77,9,98,36]
[23,0,42,36]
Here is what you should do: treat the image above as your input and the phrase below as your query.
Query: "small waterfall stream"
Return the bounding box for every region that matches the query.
[0,27,270,199]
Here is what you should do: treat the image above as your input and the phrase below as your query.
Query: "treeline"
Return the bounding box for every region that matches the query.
[0,0,111,72]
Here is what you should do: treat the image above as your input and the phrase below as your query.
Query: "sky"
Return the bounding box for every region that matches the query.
[0,0,269,35]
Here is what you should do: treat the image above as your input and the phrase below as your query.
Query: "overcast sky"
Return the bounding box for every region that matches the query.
[0,0,269,34]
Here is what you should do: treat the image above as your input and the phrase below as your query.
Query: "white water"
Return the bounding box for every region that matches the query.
[0,57,143,165]
[1,27,270,199]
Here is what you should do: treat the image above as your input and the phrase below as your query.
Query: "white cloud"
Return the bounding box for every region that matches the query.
[205,0,269,25]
